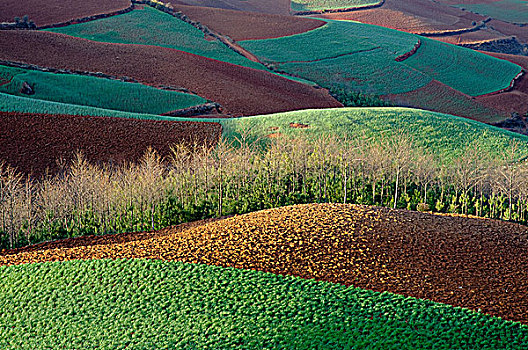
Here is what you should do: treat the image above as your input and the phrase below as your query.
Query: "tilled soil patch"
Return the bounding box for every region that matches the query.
[0,31,341,116]
[172,4,324,41]
[172,0,291,15]
[0,0,131,27]
[2,203,527,324]
[0,112,221,177]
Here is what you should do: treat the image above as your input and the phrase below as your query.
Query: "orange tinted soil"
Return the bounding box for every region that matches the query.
[2,203,527,324]
[173,4,324,40]
[0,31,340,116]
[0,112,221,177]
[0,0,131,26]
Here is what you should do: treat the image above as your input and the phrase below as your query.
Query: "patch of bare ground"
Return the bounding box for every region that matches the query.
[0,31,341,117]
[0,0,131,27]
[2,203,527,324]
[0,112,221,178]
[171,0,291,15]
[172,4,324,41]
[289,122,309,128]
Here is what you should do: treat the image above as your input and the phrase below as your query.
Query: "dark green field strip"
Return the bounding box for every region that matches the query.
[0,65,206,115]
[0,259,526,349]
[46,6,265,70]
[453,0,528,24]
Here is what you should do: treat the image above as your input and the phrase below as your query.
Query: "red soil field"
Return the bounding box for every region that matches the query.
[0,0,131,27]
[476,52,528,115]
[0,112,221,177]
[173,4,324,41]
[2,203,527,324]
[172,0,291,15]
[385,80,505,123]
[0,31,340,117]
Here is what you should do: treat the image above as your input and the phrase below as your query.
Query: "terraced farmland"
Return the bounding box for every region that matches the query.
[47,6,265,70]
[0,30,341,116]
[0,65,207,115]
[2,203,528,326]
[240,19,521,106]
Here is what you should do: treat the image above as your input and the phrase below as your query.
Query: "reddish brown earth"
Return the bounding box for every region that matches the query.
[0,0,131,26]
[172,0,291,15]
[318,0,483,33]
[2,203,527,324]
[0,31,340,116]
[173,4,324,40]
[0,112,221,177]
[385,80,505,123]
[475,52,528,116]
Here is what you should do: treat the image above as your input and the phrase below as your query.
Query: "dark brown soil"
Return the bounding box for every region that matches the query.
[0,112,221,177]
[173,4,324,41]
[2,203,527,324]
[0,31,341,116]
[0,0,131,26]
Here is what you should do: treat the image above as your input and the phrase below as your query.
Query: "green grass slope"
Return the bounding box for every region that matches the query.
[0,259,526,349]
[222,107,528,159]
[239,20,521,97]
[46,6,265,70]
[291,0,380,12]
[453,0,528,24]
[0,65,206,115]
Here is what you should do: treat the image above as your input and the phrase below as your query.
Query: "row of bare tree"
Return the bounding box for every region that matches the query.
[1,133,527,249]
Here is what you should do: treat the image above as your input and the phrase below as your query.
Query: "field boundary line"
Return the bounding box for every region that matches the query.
[415,18,491,37]
[274,46,382,64]
[476,70,525,97]
[395,40,421,62]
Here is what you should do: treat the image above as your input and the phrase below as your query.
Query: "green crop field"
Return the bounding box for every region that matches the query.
[0,65,206,115]
[239,20,521,97]
[0,259,526,349]
[240,20,416,63]
[291,0,380,12]
[0,92,189,121]
[222,107,528,159]
[47,6,265,70]
[402,38,522,96]
[453,0,528,24]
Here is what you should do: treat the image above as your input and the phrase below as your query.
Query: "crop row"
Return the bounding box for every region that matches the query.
[0,258,526,349]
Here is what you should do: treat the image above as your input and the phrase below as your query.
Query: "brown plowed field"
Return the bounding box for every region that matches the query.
[172,0,291,15]
[476,52,528,115]
[0,0,131,26]
[0,112,221,177]
[2,203,527,324]
[385,80,504,123]
[0,31,340,117]
[173,4,324,40]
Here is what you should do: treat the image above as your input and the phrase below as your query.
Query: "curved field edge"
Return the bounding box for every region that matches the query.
[0,259,526,349]
[291,0,380,12]
[0,65,207,115]
[221,107,528,159]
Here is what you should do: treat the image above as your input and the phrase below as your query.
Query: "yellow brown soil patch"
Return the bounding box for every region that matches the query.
[1,203,527,324]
